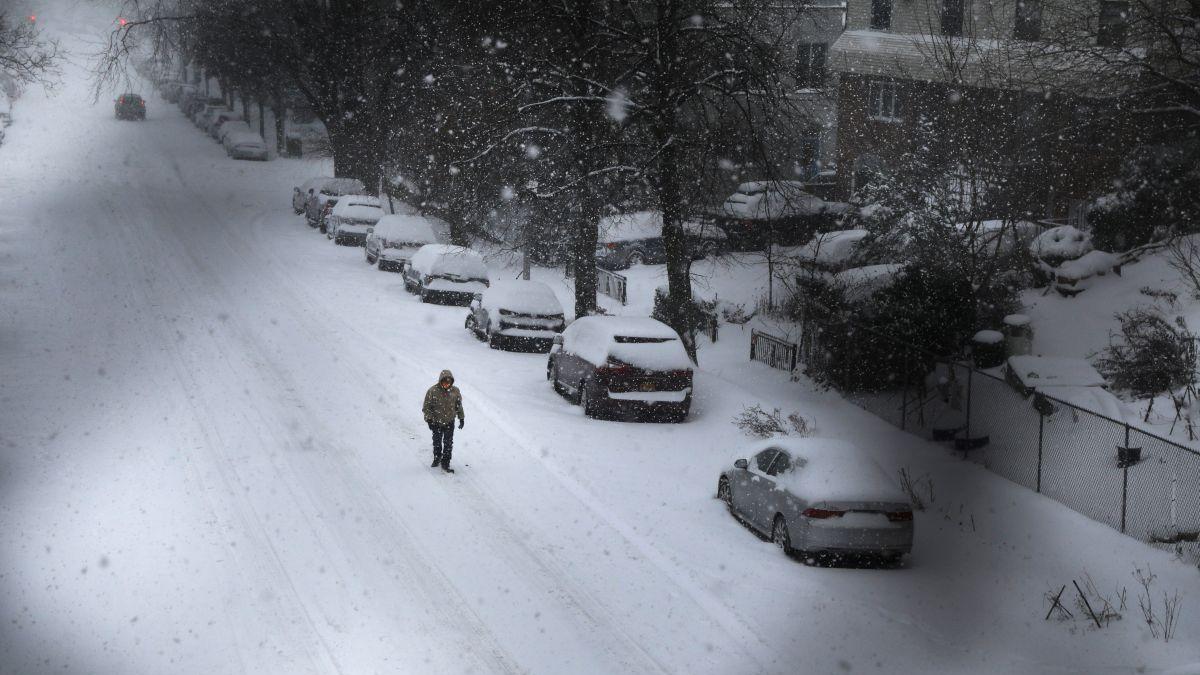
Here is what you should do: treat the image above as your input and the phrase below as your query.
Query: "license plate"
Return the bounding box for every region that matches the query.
[640,381,657,392]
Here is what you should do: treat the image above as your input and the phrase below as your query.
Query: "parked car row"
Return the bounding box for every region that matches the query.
[169,84,269,161]
[283,176,914,565]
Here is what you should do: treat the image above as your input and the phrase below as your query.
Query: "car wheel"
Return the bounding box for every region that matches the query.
[465,314,484,339]
[419,288,430,303]
[717,476,733,511]
[487,329,502,350]
[772,515,793,556]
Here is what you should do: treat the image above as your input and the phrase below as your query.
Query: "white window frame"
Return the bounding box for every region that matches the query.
[867,81,902,122]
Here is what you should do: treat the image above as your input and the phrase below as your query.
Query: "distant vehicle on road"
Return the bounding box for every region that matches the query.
[547,316,693,422]
[114,94,146,120]
[465,280,565,351]
[403,245,489,305]
[594,211,728,271]
[364,214,439,271]
[717,438,913,566]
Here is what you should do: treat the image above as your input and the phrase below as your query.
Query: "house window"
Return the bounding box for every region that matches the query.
[1097,1,1129,48]
[941,0,965,37]
[867,81,902,122]
[871,0,893,30]
[796,43,828,88]
[1014,0,1042,41]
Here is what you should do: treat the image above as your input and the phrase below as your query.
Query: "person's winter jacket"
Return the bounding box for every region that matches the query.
[423,369,464,426]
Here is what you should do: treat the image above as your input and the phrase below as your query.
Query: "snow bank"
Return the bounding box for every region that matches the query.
[563,316,691,370]
[410,244,489,280]
[482,280,563,316]
[1030,225,1092,261]
[749,438,908,504]
[373,214,438,245]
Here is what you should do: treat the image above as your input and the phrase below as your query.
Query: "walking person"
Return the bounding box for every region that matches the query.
[423,370,464,473]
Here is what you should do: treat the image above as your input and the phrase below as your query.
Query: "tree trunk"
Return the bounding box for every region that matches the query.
[272,95,286,153]
[651,0,697,362]
[258,99,266,140]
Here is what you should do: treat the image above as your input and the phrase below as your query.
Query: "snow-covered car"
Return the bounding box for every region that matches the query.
[326,198,384,246]
[403,245,490,305]
[217,120,252,147]
[719,181,848,249]
[783,229,871,272]
[364,214,439,271]
[205,110,243,138]
[595,211,728,270]
[192,103,223,128]
[114,93,146,120]
[1004,355,1124,420]
[546,316,693,422]
[716,438,914,566]
[225,131,268,161]
[304,178,367,229]
[465,280,565,351]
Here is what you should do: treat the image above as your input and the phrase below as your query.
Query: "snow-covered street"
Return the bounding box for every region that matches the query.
[1,6,1198,674]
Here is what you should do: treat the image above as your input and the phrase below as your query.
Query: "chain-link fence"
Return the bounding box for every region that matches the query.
[790,301,1200,558]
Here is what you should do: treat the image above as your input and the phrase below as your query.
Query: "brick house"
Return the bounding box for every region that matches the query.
[828,0,1148,222]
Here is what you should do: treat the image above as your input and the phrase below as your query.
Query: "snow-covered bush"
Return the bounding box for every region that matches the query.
[1029,225,1093,265]
[731,405,811,438]
[1095,309,1196,414]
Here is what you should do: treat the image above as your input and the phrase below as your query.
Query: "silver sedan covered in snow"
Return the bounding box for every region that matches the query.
[717,438,913,565]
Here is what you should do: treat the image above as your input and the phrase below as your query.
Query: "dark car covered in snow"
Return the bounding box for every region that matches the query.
[465,280,565,351]
[547,316,693,422]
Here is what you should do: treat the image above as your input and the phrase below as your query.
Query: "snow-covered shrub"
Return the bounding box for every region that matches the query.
[1089,140,1200,252]
[1029,225,1093,265]
[1094,309,1196,409]
[731,405,812,439]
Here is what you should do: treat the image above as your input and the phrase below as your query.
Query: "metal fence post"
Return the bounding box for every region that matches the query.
[1036,412,1044,493]
[1121,423,1130,533]
[965,366,973,439]
[750,330,757,362]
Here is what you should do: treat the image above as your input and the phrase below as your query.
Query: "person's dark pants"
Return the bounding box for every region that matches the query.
[431,424,454,467]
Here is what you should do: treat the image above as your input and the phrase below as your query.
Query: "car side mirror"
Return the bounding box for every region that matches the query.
[552,335,564,346]
[734,458,748,470]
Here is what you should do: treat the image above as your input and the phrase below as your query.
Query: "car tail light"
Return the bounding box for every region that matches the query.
[886,511,913,522]
[802,508,845,519]
[597,357,632,378]
[605,242,617,250]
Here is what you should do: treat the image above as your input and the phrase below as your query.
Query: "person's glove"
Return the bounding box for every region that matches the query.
[458,419,465,429]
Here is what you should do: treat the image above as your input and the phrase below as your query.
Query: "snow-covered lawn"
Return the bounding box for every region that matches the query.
[0,6,1197,674]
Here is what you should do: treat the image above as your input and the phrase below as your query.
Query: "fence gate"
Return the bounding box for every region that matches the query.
[750,329,798,372]
[596,267,627,305]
